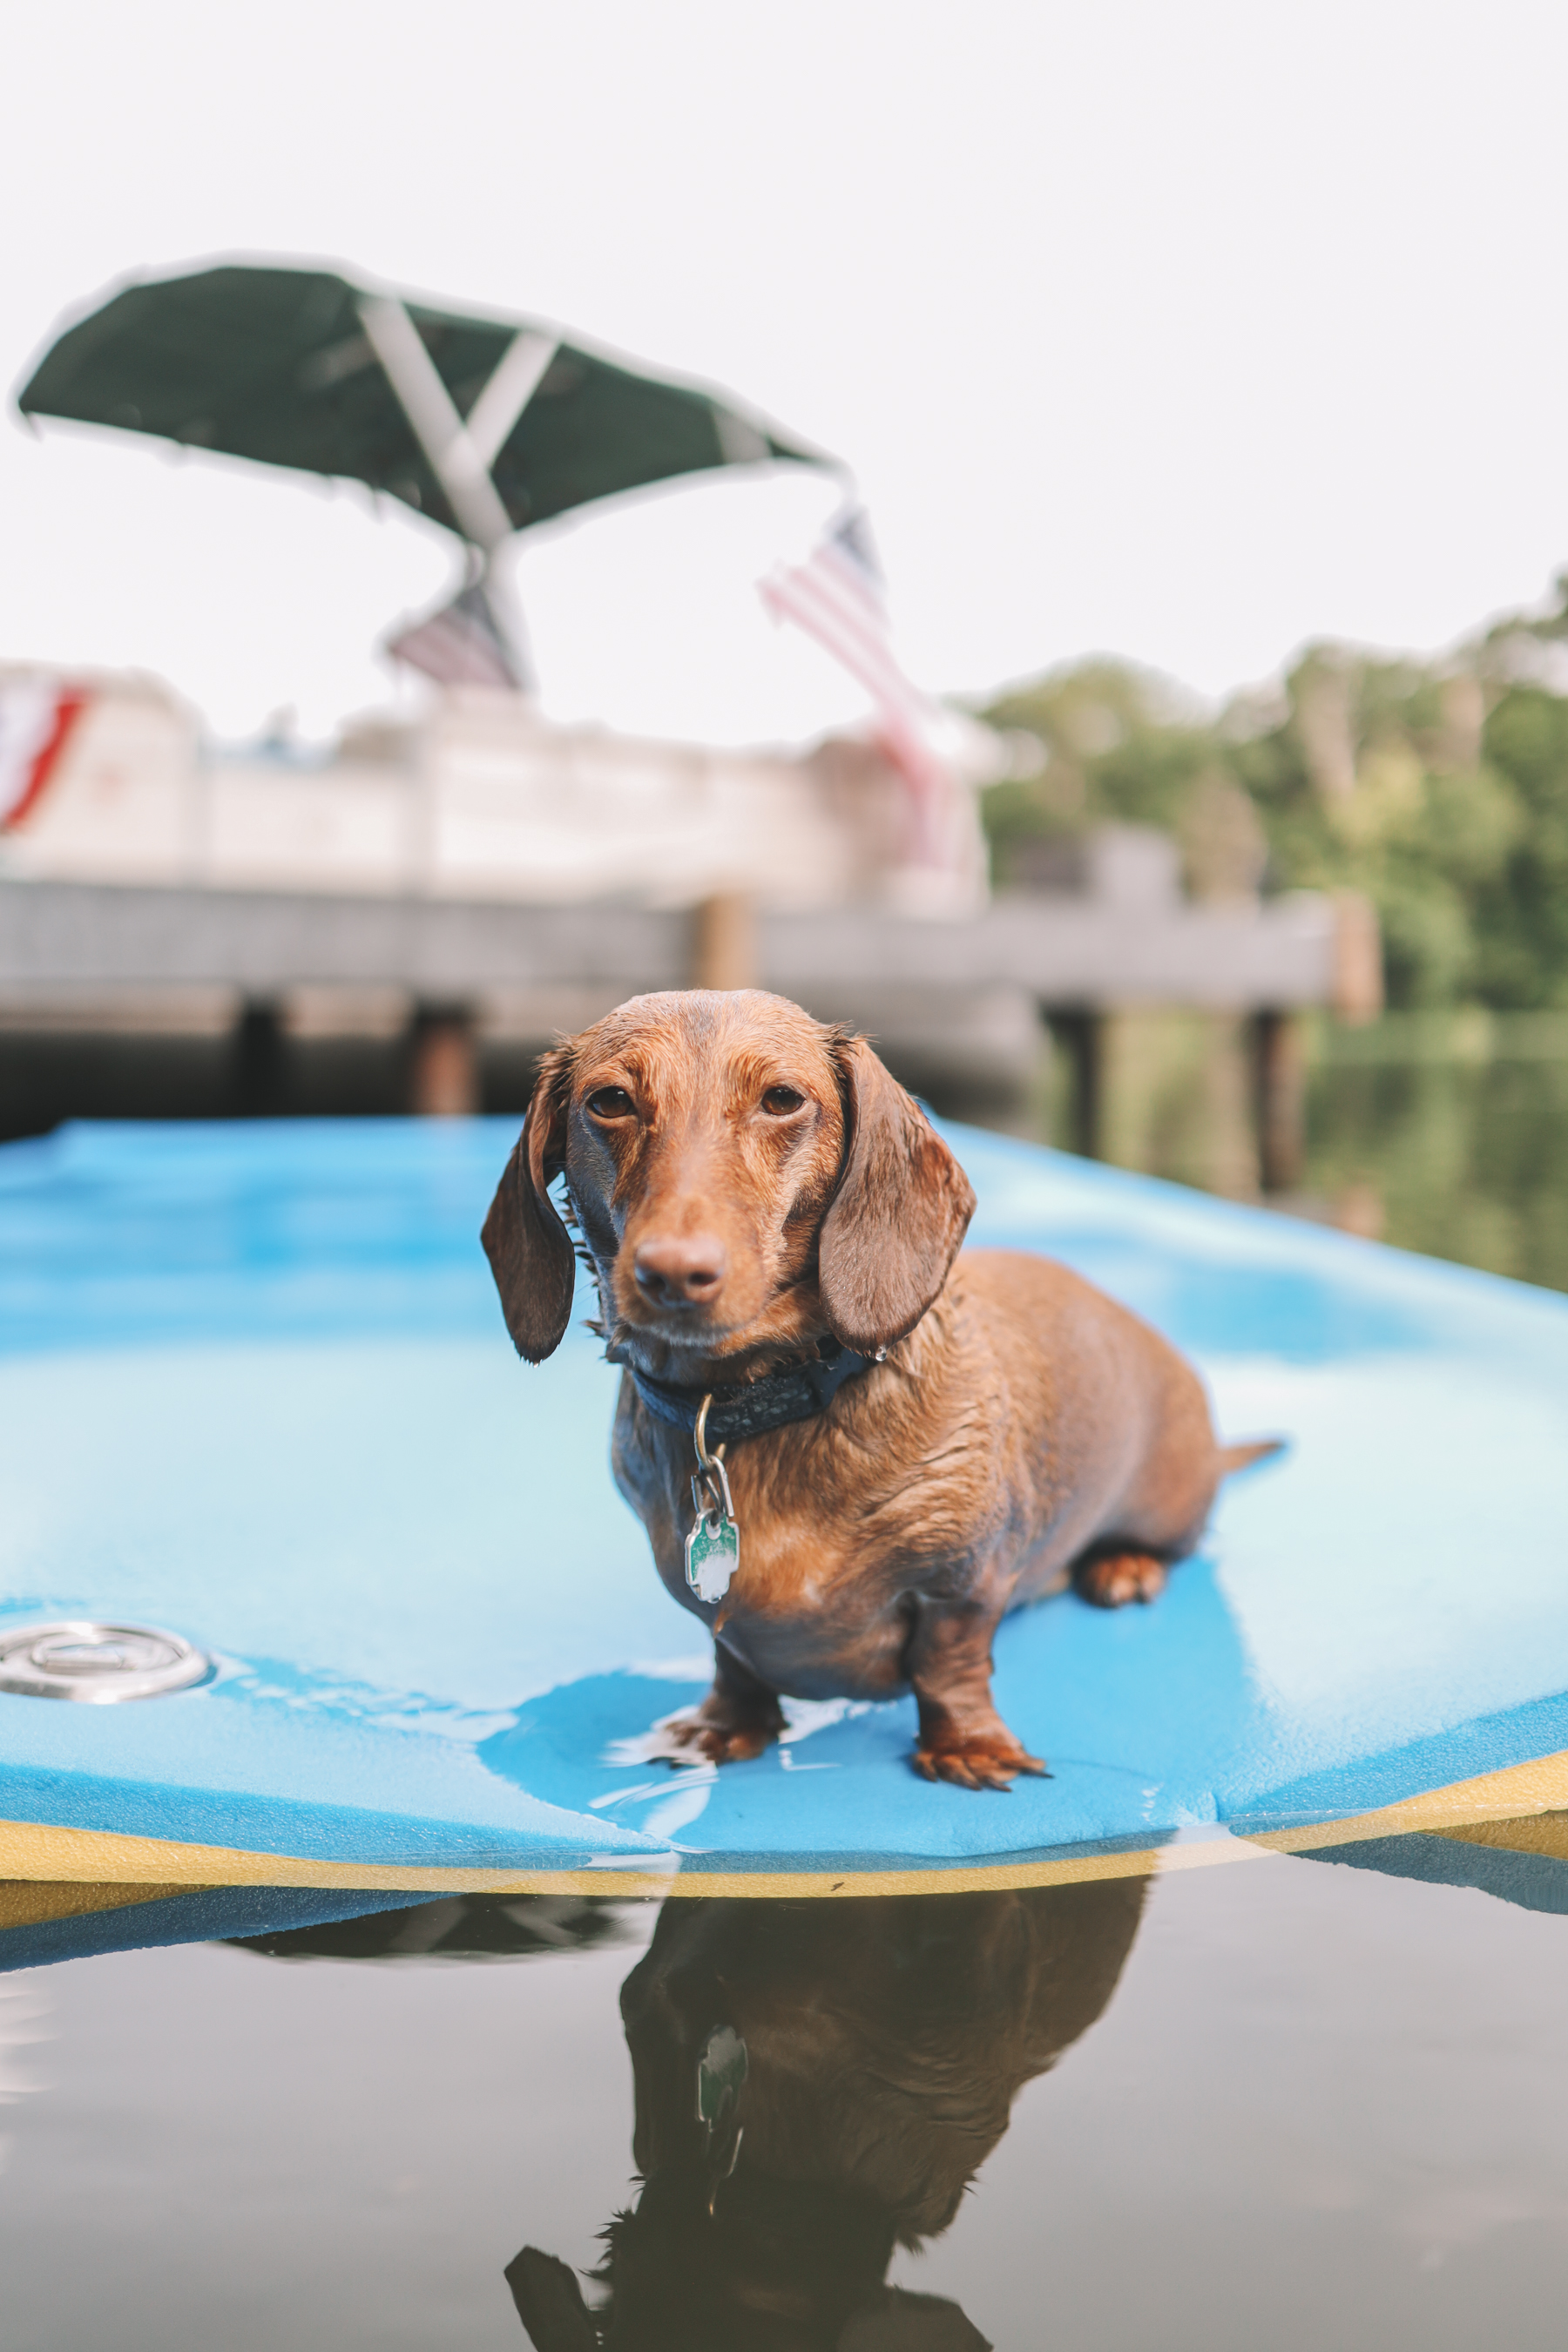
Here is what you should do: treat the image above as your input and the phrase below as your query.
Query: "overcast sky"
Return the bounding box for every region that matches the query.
[3,3,1565,746]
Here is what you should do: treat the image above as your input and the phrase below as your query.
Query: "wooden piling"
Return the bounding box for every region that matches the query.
[691,893,758,992]
[1048,1008,1104,1159]
[407,1007,478,1117]
[233,1000,286,1115]
[1252,1009,1306,1193]
[1332,890,1383,1026]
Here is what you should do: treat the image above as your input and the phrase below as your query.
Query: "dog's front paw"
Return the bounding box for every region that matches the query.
[650,1702,783,1768]
[912,1730,1050,1793]
[1074,1552,1168,1609]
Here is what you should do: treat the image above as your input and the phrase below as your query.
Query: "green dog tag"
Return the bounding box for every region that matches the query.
[696,2024,747,2127]
[686,1511,740,1605]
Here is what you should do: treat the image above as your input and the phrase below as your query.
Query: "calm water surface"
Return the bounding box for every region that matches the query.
[1017,1014,1568,1294]
[4,1855,1567,2350]
[1306,1052,1568,1294]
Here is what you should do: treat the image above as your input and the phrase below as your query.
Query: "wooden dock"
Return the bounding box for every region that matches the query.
[0,835,1377,1187]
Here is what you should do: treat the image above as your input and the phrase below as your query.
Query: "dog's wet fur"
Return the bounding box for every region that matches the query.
[483,989,1278,1791]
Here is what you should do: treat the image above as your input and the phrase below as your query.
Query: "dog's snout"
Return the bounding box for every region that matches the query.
[633,1234,727,1308]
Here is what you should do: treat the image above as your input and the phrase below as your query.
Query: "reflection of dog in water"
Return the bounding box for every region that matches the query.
[507,1877,1146,2351]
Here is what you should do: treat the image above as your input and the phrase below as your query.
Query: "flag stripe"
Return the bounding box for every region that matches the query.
[762,568,912,702]
[762,552,909,695]
[384,583,524,692]
[760,521,952,838]
[761,569,940,754]
[0,685,88,831]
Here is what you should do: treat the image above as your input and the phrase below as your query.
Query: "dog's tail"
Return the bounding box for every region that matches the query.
[1219,1436,1288,1477]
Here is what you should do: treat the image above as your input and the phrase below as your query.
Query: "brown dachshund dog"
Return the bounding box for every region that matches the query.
[483,989,1275,1791]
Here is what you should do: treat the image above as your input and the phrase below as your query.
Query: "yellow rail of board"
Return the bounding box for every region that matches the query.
[3,1747,1566,1916]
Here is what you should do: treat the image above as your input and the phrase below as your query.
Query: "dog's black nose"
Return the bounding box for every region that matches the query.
[633,1236,727,1308]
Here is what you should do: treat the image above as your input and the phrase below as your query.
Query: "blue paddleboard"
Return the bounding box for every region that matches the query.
[2,1117,1565,1891]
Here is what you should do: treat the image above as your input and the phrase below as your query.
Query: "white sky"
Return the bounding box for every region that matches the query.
[3,2,1565,747]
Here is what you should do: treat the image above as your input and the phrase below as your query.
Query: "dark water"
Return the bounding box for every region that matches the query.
[4,1853,1567,2350]
[1015,1010,1568,1297]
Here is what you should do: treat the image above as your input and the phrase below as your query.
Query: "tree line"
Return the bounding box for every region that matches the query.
[980,578,1568,1010]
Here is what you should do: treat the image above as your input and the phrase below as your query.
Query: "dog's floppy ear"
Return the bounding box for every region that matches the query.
[504,2247,598,2350]
[482,1046,577,1363]
[818,1034,976,1355]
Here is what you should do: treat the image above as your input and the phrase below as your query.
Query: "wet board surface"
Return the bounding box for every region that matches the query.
[2,1117,1567,1888]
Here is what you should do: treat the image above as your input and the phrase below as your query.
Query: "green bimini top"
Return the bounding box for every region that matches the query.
[16,263,823,538]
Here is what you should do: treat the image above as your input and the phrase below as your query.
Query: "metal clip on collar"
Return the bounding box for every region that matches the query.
[690,1392,736,1529]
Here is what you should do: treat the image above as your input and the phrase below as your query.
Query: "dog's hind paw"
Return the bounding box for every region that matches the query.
[1074,1551,1168,1609]
[912,1734,1050,1793]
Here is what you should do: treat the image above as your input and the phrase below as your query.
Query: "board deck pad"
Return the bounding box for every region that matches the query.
[3,1117,1566,1888]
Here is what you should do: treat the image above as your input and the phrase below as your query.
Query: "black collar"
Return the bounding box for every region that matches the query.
[625,1336,876,1447]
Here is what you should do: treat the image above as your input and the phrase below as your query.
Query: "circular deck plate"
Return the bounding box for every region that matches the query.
[0,1620,211,1702]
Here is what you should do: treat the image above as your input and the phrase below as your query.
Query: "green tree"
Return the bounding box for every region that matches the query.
[977,584,1568,1010]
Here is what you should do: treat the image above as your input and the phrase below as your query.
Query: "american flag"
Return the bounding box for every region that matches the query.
[384,580,527,693]
[760,507,952,863]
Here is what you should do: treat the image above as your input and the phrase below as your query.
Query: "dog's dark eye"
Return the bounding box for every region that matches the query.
[761,1085,806,1117]
[586,1086,636,1120]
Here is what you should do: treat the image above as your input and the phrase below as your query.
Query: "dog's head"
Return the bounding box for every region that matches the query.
[481,990,975,1375]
